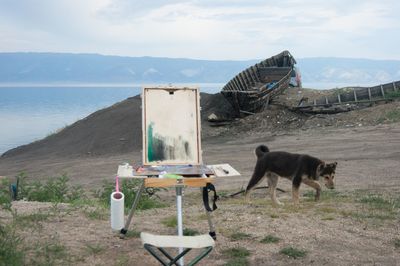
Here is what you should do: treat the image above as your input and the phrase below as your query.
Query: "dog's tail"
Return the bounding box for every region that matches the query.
[255,145,269,158]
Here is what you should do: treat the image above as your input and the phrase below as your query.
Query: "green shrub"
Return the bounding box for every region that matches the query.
[378,109,400,123]
[0,224,25,265]
[19,174,85,203]
[0,178,12,210]
[385,91,400,99]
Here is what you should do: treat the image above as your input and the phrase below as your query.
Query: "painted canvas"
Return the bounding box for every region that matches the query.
[142,87,202,165]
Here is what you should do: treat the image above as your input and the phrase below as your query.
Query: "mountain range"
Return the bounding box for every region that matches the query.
[0,52,399,87]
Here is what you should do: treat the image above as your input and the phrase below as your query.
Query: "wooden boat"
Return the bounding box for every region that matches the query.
[294,80,400,114]
[221,50,298,115]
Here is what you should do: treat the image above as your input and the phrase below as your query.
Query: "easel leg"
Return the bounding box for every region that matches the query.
[206,211,216,240]
[176,186,184,266]
[120,180,145,237]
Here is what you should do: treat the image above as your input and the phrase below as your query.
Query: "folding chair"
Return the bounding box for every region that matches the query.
[141,232,215,266]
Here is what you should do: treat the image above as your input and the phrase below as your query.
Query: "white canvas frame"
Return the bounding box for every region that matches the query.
[142,86,202,165]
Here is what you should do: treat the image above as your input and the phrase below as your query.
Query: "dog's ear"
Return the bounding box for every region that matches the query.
[317,162,325,175]
[332,162,337,169]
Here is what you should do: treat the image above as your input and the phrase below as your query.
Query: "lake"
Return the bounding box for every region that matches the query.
[0,84,223,155]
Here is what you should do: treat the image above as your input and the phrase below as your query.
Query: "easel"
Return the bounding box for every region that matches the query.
[117,86,239,265]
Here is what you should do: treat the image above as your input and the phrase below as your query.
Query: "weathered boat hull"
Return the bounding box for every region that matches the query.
[221,50,297,114]
[294,80,400,114]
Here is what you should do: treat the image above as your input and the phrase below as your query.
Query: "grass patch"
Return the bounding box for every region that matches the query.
[115,256,130,266]
[394,238,400,248]
[230,232,252,241]
[85,243,105,255]
[317,207,337,214]
[280,246,307,259]
[379,109,400,123]
[222,247,250,258]
[385,91,400,99]
[224,257,249,266]
[30,239,69,265]
[340,210,396,220]
[161,216,177,228]
[83,208,108,220]
[304,190,345,201]
[183,228,199,236]
[358,194,400,211]
[0,177,13,211]
[260,235,280,244]
[270,213,280,218]
[14,212,50,229]
[125,230,140,238]
[321,216,335,221]
[0,224,25,265]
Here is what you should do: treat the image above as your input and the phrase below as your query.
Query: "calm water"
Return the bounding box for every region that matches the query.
[0,84,222,154]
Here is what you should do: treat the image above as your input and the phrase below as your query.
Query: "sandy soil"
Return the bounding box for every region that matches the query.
[1,122,400,265]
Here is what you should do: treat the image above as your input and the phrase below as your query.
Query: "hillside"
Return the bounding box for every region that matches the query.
[0,92,235,159]
[1,86,399,163]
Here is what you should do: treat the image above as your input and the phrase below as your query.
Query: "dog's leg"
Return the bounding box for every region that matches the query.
[267,173,283,206]
[244,161,266,203]
[302,178,322,201]
[244,175,265,203]
[292,173,302,205]
[292,185,300,205]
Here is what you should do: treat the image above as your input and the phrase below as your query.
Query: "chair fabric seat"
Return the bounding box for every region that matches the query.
[140,232,215,249]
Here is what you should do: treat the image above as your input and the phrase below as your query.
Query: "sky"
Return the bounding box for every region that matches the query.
[0,0,399,60]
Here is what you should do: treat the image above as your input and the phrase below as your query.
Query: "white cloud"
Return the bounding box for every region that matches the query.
[0,0,399,60]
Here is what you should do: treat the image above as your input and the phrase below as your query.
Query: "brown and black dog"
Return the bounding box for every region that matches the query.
[245,145,337,205]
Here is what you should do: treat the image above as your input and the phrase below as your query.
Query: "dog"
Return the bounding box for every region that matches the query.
[244,145,337,205]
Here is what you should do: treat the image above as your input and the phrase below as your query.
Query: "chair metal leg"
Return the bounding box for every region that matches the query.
[168,248,191,266]
[144,244,169,266]
[158,247,179,265]
[188,247,213,266]
[144,243,212,266]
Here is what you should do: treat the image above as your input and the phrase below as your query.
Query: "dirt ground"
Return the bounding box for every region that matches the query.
[1,89,400,265]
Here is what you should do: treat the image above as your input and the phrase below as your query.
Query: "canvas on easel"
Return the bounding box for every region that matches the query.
[142,86,202,165]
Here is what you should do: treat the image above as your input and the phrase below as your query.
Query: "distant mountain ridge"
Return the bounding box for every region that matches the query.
[0,52,399,86]
[0,52,256,84]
